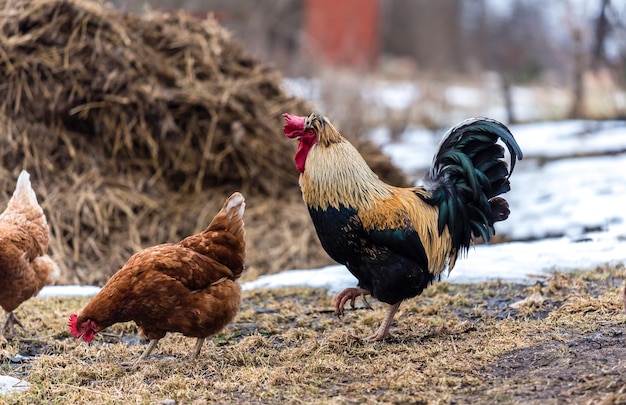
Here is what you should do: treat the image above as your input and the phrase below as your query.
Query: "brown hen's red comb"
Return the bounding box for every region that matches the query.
[282,113,306,138]
[68,314,79,338]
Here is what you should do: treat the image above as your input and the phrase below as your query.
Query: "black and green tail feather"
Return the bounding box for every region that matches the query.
[422,117,523,252]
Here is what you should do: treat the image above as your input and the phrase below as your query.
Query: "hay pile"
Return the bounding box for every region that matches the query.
[0,0,407,284]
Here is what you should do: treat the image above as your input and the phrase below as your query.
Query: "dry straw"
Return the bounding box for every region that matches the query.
[0,0,406,284]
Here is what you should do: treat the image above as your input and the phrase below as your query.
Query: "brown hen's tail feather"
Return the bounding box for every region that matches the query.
[32,255,61,286]
[4,170,46,225]
[179,192,246,279]
[11,171,40,208]
[207,192,246,236]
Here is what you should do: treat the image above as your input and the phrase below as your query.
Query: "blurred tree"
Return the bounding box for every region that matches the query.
[568,27,586,118]
[475,0,552,123]
[381,0,465,73]
[591,0,611,69]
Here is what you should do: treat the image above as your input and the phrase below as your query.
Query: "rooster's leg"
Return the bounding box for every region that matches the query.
[334,287,372,317]
[137,339,159,362]
[191,338,205,359]
[365,302,401,342]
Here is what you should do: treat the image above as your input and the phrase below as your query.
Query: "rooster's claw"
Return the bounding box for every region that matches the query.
[334,287,372,318]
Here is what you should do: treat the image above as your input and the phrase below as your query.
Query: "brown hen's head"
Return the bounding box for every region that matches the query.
[68,314,99,342]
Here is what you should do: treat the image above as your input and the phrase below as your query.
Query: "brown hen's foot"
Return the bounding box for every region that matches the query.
[2,312,24,338]
[334,287,372,317]
[364,302,401,342]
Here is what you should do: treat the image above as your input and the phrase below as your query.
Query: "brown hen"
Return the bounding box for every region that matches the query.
[69,192,246,361]
[0,170,60,342]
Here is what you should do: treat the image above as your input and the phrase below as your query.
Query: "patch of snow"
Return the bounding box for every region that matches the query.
[510,120,626,159]
[361,81,420,110]
[242,265,355,294]
[38,285,101,298]
[0,375,28,394]
[449,222,626,284]
[282,77,321,102]
[372,126,437,175]
[497,154,626,241]
[445,86,485,109]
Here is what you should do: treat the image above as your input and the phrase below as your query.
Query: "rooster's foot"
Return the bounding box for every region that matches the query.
[334,288,372,317]
[362,302,401,342]
[364,330,394,342]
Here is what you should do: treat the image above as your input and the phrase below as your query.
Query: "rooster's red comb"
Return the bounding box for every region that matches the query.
[282,113,306,138]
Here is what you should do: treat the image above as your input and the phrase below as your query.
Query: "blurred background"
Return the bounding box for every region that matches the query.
[108,0,626,127]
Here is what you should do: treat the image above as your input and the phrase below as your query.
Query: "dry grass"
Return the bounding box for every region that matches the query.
[2,265,625,404]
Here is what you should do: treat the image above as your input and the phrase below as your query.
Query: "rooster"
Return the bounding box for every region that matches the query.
[69,192,246,361]
[283,113,523,341]
[0,170,60,343]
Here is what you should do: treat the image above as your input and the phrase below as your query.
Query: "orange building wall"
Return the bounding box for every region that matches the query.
[304,0,379,69]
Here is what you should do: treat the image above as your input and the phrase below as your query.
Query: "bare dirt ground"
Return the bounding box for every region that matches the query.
[1,264,625,404]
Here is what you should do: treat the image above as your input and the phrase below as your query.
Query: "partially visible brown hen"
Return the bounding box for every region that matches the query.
[69,192,246,361]
[0,170,60,342]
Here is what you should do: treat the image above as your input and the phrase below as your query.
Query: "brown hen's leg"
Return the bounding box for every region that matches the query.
[1,312,24,342]
[365,302,401,342]
[0,314,7,343]
[191,338,205,359]
[137,339,159,362]
[334,287,373,317]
